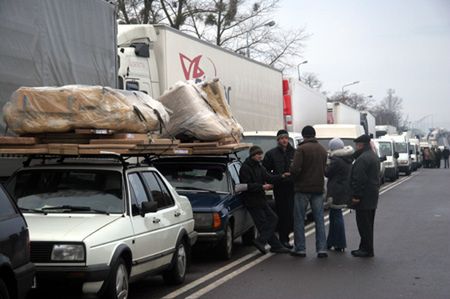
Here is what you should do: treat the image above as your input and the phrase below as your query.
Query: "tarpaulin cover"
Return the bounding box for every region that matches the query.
[3,85,169,134]
[0,0,117,134]
[158,79,243,141]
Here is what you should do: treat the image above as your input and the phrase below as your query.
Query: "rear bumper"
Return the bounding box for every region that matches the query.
[195,230,225,244]
[14,262,35,299]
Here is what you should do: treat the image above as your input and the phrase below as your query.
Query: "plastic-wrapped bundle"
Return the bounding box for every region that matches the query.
[158,79,243,141]
[3,85,169,134]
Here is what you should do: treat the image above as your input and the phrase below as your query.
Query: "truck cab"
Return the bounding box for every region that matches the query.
[390,135,412,175]
[376,137,400,181]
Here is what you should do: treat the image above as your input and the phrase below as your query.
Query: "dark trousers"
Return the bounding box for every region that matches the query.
[273,181,294,243]
[247,203,283,249]
[355,209,376,254]
[445,159,449,168]
[327,208,347,249]
[436,159,441,168]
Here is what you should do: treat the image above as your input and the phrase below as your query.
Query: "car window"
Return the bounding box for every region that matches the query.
[129,173,150,209]
[228,164,240,185]
[0,187,16,219]
[7,169,124,214]
[141,172,174,209]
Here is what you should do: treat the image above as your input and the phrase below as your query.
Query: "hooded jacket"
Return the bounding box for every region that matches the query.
[350,144,380,210]
[239,157,281,208]
[325,146,354,208]
[290,138,328,193]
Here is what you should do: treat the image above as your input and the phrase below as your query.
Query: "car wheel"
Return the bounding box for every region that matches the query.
[405,169,411,176]
[217,224,233,260]
[163,240,187,285]
[242,226,257,246]
[102,257,129,299]
[0,278,10,299]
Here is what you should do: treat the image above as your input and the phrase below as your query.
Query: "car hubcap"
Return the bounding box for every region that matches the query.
[177,244,187,277]
[116,264,129,299]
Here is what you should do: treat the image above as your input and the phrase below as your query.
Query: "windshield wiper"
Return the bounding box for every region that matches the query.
[19,207,47,214]
[175,186,228,194]
[41,205,110,215]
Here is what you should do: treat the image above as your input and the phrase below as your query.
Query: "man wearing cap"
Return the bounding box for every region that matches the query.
[239,145,291,254]
[350,134,380,257]
[290,125,328,258]
[263,129,295,249]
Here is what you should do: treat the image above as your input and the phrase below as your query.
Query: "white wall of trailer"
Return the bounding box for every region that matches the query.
[330,102,361,125]
[286,78,327,132]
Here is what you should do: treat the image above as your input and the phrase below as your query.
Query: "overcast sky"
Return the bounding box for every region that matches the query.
[275,0,450,130]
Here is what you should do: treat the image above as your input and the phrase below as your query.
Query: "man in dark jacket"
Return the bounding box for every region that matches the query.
[290,125,328,258]
[435,148,442,168]
[350,134,380,258]
[239,145,290,254]
[442,147,450,168]
[263,129,295,249]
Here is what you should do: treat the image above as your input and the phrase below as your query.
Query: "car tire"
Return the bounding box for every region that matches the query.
[405,169,411,176]
[242,226,257,246]
[102,257,129,299]
[163,240,188,285]
[0,278,10,299]
[217,224,233,260]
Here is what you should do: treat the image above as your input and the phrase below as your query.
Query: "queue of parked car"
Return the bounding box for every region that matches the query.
[0,130,425,299]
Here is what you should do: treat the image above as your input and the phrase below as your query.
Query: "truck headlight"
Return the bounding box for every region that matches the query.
[51,244,85,261]
[194,213,213,229]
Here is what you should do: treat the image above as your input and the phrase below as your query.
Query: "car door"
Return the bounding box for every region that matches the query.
[127,171,169,274]
[228,162,253,236]
[140,171,180,253]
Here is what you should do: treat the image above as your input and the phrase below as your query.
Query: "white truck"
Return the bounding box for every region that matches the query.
[360,111,376,137]
[327,102,361,126]
[389,134,412,175]
[282,78,327,132]
[117,24,284,131]
[375,125,398,138]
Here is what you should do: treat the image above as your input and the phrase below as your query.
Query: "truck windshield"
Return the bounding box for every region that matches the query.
[378,142,393,157]
[156,164,229,193]
[395,142,408,153]
[6,169,124,214]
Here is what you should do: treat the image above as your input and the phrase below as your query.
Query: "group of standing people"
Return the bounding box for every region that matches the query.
[239,126,380,258]
[423,146,450,168]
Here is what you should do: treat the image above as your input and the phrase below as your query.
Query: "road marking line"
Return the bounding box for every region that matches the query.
[165,173,416,298]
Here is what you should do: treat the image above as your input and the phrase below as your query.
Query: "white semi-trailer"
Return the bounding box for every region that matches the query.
[117,24,284,131]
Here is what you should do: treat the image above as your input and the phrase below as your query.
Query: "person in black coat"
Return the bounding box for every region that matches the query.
[325,138,354,252]
[263,129,295,249]
[442,147,450,168]
[239,145,290,254]
[350,134,380,257]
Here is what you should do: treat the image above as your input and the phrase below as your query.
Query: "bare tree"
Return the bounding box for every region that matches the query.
[302,72,322,90]
[329,91,372,111]
[371,89,404,127]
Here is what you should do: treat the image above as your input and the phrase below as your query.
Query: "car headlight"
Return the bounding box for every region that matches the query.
[194,213,213,229]
[51,244,85,261]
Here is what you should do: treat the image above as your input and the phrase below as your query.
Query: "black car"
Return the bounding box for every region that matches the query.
[0,185,35,299]
[153,156,256,260]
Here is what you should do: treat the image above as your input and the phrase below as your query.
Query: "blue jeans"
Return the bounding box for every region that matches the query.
[293,192,327,253]
[327,208,347,249]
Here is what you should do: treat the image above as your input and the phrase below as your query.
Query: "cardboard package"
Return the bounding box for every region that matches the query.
[3,85,169,134]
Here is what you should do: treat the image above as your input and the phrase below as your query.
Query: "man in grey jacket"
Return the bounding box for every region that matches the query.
[350,134,380,257]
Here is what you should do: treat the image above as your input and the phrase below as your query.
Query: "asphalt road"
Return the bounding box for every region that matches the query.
[27,168,450,299]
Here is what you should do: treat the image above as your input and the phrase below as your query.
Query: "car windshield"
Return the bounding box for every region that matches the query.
[378,142,393,157]
[156,164,229,193]
[395,142,408,153]
[316,138,355,151]
[6,169,124,214]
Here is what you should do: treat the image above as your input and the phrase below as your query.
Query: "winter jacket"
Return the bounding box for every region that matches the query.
[350,145,380,210]
[239,157,281,208]
[442,149,450,159]
[263,144,295,187]
[325,146,354,208]
[290,138,328,193]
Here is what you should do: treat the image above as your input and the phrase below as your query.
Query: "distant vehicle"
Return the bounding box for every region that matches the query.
[118,24,283,131]
[372,140,388,184]
[153,155,255,260]
[0,185,35,299]
[376,137,400,181]
[360,111,376,137]
[375,125,398,138]
[5,156,197,298]
[389,135,412,175]
[409,138,422,170]
[313,124,365,150]
[327,102,361,125]
[282,78,327,132]
[239,131,303,160]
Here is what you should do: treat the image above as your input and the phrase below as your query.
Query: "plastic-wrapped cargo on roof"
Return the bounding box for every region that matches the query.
[3,85,169,134]
[158,79,243,142]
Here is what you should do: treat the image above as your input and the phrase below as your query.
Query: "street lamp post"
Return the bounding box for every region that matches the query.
[297,60,308,81]
[246,20,276,58]
[340,80,360,102]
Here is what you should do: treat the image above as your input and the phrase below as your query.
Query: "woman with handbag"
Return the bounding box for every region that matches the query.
[325,138,354,252]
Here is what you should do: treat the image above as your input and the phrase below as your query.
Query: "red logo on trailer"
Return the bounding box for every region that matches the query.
[179,53,217,81]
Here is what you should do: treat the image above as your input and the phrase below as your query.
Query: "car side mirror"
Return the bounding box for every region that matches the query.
[140,201,158,216]
[380,156,387,162]
[394,152,399,159]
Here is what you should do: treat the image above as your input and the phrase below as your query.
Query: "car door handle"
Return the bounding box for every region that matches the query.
[174,211,181,217]
[152,218,161,224]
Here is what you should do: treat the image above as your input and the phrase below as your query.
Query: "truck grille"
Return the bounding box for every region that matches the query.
[30,242,54,263]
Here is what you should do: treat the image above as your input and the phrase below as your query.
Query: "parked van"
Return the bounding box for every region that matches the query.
[376,137,399,181]
[409,138,422,170]
[389,135,412,175]
[239,131,303,160]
